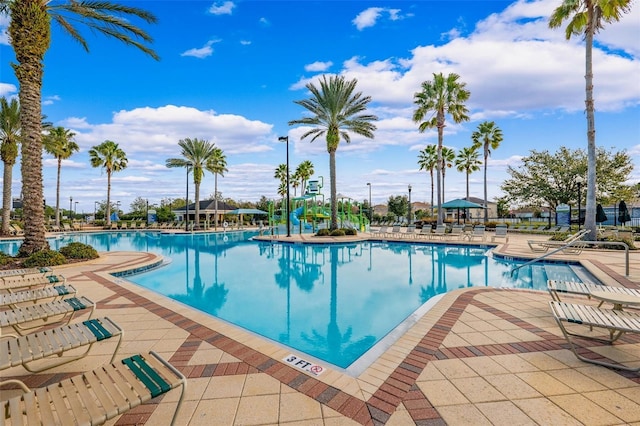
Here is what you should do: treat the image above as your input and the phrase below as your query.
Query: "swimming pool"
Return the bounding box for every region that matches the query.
[0,231,598,370]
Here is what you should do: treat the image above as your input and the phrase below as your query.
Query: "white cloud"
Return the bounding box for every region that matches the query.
[240,40,251,45]
[180,39,220,59]
[0,13,8,45]
[0,82,16,97]
[259,17,270,27]
[208,1,235,15]
[305,61,333,72]
[352,7,409,31]
[42,95,61,106]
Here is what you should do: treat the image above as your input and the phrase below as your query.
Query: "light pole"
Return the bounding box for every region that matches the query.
[278,136,291,237]
[576,176,584,231]
[69,196,73,220]
[94,201,99,222]
[186,163,192,232]
[407,185,412,224]
[367,182,372,223]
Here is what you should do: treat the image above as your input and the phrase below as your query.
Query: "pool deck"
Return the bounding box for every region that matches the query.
[2,230,640,425]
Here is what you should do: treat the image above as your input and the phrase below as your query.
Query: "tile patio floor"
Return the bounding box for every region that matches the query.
[2,231,640,425]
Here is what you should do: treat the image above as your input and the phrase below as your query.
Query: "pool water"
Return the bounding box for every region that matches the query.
[0,232,597,369]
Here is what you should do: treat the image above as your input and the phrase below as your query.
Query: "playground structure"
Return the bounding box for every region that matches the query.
[268,178,369,235]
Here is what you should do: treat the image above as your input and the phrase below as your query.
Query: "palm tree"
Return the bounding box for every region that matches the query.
[413,73,470,225]
[208,147,227,230]
[441,146,456,205]
[0,97,20,236]
[166,138,220,230]
[288,75,377,230]
[549,0,632,241]
[455,146,482,221]
[291,170,301,197]
[89,140,128,227]
[417,145,437,218]
[43,126,79,227]
[471,121,503,222]
[295,160,315,195]
[274,164,288,184]
[3,0,157,255]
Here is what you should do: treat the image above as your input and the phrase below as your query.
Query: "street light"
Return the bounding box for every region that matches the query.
[278,136,291,237]
[366,182,372,223]
[576,176,584,231]
[94,201,99,222]
[69,196,73,219]
[407,185,412,224]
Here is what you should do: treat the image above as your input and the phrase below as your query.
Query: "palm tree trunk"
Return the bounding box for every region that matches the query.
[329,150,338,230]
[2,163,13,235]
[55,158,62,227]
[194,182,200,229]
[436,117,444,225]
[483,151,489,223]
[214,173,218,231]
[106,171,112,226]
[430,170,434,219]
[12,0,51,255]
[466,172,470,223]
[584,4,597,240]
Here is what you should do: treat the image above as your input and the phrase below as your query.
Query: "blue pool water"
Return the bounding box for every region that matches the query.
[0,231,597,369]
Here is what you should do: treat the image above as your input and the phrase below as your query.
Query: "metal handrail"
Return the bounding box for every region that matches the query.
[510,239,630,277]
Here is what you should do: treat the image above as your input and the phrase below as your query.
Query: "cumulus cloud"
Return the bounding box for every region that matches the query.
[305,61,333,72]
[208,1,235,15]
[181,39,220,58]
[0,82,16,97]
[352,7,407,30]
[0,13,8,45]
[42,95,61,106]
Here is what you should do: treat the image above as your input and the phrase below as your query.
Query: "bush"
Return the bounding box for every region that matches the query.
[550,232,570,241]
[59,242,99,259]
[0,252,14,266]
[330,229,346,237]
[343,228,357,235]
[316,229,330,236]
[23,250,67,267]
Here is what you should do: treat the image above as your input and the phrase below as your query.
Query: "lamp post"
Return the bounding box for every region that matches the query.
[407,185,412,224]
[94,201,99,222]
[278,136,291,237]
[576,176,584,231]
[186,163,192,232]
[69,196,73,220]
[367,182,372,223]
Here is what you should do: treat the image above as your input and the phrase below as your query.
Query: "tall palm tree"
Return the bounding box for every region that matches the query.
[295,160,315,195]
[471,121,503,222]
[289,75,377,230]
[208,146,227,230]
[166,138,220,230]
[89,140,128,227]
[549,0,632,240]
[413,73,470,225]
[43,126,79,227]
[440,146,456,205]
[0,97,20,236]
[455,146,482,221]
[417,145,438,218]
[3,0,157,255]
[291,173,300,197]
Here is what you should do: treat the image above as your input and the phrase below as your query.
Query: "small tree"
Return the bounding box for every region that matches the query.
[387,195,408,221]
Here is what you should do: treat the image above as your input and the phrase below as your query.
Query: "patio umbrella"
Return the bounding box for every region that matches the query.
[596,204,607,225]
[227,208,268,227]
[618,200,631,226]
[440,198,486,224]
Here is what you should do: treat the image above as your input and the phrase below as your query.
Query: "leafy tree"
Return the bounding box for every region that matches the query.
[89,140,128,227]
[129,196,149,216]
[166,138,221,229]
[3,0,158,255]
[209,146,227,230]
[43,126,79,227]
[549,0,633,240]
[501,147,633,212]
[455,146,482,219]
[441,146,456,204]
[496,197,510,218]
[0,97,20,236]
[418,144,437,218]
[288,75,377,230]
[387,195,408,220]
[255,195,270,213]
[471,121,503,222]
[413,73,470,225]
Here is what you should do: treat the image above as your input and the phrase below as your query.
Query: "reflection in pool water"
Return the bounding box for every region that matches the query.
[0,232,593,369]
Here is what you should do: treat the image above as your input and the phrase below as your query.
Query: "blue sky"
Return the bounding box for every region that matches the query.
[1,0,639,215]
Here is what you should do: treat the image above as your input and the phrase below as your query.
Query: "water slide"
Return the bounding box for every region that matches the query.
[290,207,304,225]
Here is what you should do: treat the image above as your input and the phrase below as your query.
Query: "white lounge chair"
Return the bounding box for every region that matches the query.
[0,267,52,279]
[0,284,77,309]
[550,301,640,371]
[0,317,123,389]
[1,351,185,425]
[491,225,509,243]
[467,225,486,242]
[547,280,640,303]
[430,225,447,240]
[0,296,94,335]
[1,274,65,292]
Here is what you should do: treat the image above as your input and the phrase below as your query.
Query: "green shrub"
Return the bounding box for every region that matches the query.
[0,252,14,266]
[343,228,357,235]
[59,242,99,259]
[550,232,570,241]
[316,229,330,236]
[23,250,67,267]
[330,229,346,237]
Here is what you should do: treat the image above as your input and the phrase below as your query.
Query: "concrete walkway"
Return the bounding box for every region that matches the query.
[2,230,639,425]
